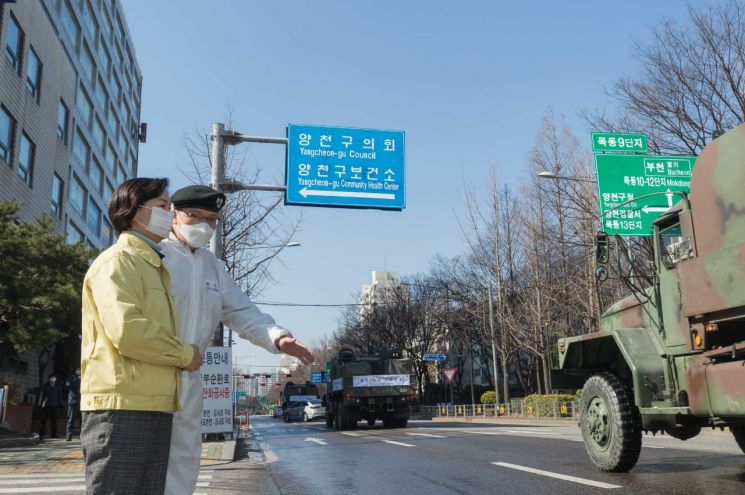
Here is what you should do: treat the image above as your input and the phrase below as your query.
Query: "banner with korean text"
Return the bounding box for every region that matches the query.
[201,346,233,434]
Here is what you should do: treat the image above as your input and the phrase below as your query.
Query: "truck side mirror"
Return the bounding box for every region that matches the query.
[595,231,610,264]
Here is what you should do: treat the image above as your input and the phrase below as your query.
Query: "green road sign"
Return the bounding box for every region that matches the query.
[239,391,247,398]
[595,153,696,236]
[592,132,648,153]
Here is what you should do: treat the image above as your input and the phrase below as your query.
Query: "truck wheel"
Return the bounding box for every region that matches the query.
[382,417,393,428]
[731,425,745,454]
[342,407,357,430]
[580,373,642,472]
[325,412,333,428]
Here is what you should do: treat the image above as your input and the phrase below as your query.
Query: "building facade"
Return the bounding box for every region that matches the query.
[0,0,142,402]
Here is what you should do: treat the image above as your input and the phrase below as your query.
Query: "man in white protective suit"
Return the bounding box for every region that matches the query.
[160,185,314,495]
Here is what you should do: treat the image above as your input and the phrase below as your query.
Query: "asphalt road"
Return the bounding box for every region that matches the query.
[249,415,745,495]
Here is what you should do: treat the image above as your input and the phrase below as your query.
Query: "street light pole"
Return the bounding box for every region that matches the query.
[487,286,500,407]
[208,122,289,346]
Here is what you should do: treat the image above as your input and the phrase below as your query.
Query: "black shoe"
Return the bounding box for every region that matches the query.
[66,436,72,441]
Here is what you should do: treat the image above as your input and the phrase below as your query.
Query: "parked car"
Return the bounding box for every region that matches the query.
[272,406,283,418]
[284,399,325,422]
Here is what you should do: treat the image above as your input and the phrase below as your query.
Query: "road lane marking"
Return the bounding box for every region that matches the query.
[0,479,84,484]
[491,462,621,489]
[341,432,360,436]
[0,487,85,493]
[405,432,447,438]
[304,437,328,445]
[383,440,416,447]
[0,474,83,479]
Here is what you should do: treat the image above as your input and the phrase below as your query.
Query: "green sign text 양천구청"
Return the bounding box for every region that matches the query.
[592,132,648,153]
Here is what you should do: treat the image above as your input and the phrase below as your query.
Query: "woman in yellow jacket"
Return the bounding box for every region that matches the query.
[80,177,202,495]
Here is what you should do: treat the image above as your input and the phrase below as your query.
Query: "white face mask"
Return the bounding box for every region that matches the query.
[178,222,215,248]
[136,206,172,239]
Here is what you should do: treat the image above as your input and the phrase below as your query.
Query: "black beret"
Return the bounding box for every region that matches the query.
[171,185,226,212]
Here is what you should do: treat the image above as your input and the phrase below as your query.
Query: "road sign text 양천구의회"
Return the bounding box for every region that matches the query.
[285,124,405,210]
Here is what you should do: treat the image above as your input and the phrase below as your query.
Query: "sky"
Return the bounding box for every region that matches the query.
[120,0,695,370]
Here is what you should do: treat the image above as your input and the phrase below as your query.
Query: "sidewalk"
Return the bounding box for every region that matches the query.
[0,435,237,474]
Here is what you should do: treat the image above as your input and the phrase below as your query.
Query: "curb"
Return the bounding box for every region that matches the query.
[0,434,41,449]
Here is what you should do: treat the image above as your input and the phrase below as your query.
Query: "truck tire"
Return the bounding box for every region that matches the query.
[580,372,642,472]
[342,407,357,430]
[325,411,333,428]
[382,416,393,428]
[334,404,342,431]
[731,425,745,454]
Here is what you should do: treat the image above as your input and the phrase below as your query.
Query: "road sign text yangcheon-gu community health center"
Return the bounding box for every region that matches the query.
[595,154,696,236]
[285,124,405,210]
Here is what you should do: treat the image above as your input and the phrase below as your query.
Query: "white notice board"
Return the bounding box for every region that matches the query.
[201,346,233,434]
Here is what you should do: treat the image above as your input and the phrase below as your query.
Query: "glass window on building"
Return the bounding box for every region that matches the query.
[128,151,136,175]
[116,163,126,183]
[107,104,118,133]
[101,218,113,244]
[69,175,86,215]
[0,106,15,164]
[94,75,108,108]
[17,133,34,186]
[66,220,84,245]
[81,0,98,41]
[75,85,93,129]
[57,100,69,143]
[93,116,105,151]
[51,173,64,218]
[104,180,113,203]
[105,141,116,171]
[4,14,23,74]
[79,42,95,84]
[115,13,125,41]
[89,158,103,193]
[97,41,111,77]
[121,102,130,131]
[118,127,127,156]
[113,42,123,72]
[61,0,81,50]
[73,128,90,168]
[111,73,122,104]
[87,199,101,236]
[25,46,42,102]
[100,9,112,42]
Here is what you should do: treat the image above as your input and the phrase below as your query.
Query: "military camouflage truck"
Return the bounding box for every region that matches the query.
[557,124,745,472]
[324,348,416,430]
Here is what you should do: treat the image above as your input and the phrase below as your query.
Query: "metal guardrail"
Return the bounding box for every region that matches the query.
[412,400,580,420]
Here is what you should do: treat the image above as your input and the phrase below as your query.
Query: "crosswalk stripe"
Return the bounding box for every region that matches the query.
[0,486,85,493]
[1,479,84,485]
[0,474,83,479]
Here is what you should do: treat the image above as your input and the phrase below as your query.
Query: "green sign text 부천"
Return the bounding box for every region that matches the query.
[591,132,648,153]
[595,153,696,236]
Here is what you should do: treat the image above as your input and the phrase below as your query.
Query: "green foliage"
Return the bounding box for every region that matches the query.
[523,393,579,416]
[480,390,496,404]
[0,201,97,353]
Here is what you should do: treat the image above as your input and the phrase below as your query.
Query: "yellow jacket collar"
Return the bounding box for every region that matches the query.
[119,232,163,267]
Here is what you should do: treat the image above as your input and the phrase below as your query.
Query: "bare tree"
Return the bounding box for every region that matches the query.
[585,0,745,154]
[180,115,302,297]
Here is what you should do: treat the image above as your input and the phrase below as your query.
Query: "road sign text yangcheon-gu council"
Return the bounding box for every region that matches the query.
[285,124,405,210]
[595,153,697,236]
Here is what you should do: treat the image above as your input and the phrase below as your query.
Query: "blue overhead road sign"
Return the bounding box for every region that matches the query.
[423,353,446,362]
[285,124,405,210]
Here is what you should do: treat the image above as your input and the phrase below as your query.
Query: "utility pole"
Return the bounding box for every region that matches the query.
[207,122,289,346]
[488,285,500,406]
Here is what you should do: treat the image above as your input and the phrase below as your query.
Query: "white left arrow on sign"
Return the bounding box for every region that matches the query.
[304,437,328,445]
[641,189,676,214]
[299,188,395,200]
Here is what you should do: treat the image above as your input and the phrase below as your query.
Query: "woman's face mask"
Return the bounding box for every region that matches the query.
[136,206,173,239]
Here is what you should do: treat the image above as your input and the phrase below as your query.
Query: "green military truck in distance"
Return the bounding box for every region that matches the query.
[556,124,745,472]
[324,348,416,430]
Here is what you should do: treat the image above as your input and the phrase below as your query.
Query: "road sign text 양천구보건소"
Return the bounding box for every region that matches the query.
[591,132,648,153]
[595,154,697,236]
[285,124,405,210]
